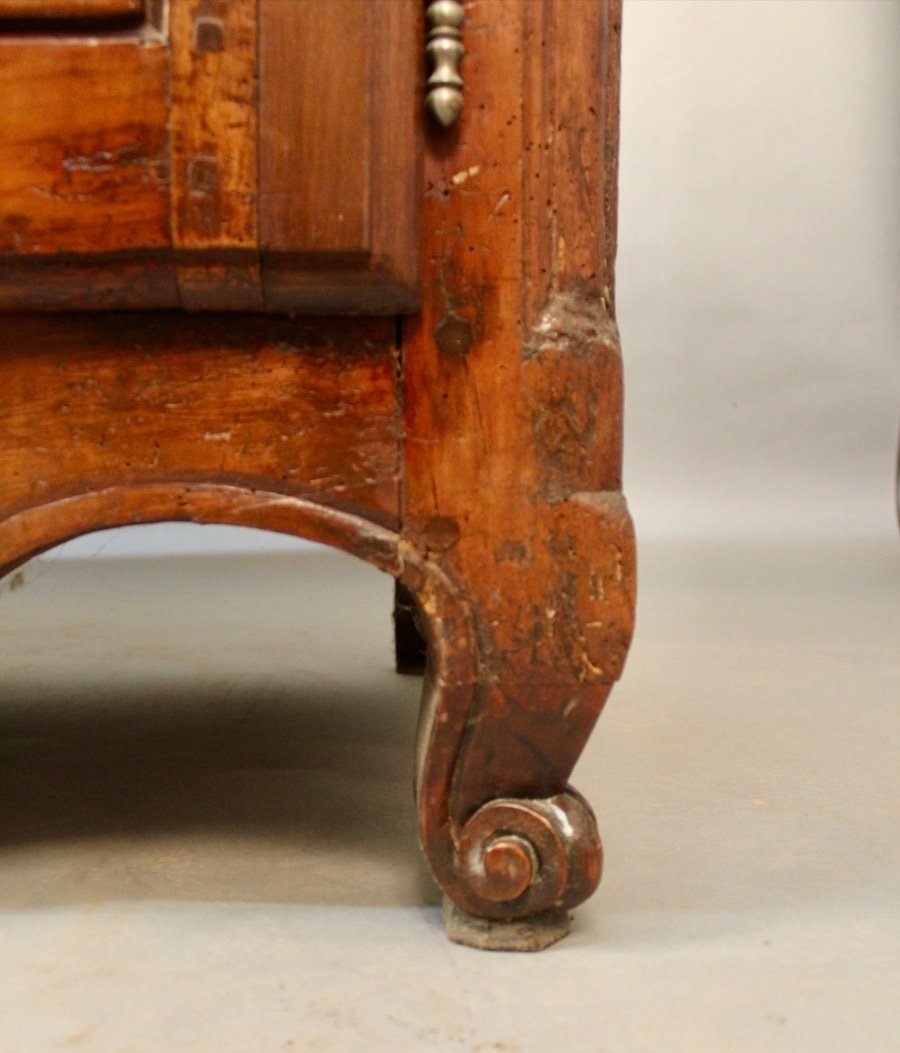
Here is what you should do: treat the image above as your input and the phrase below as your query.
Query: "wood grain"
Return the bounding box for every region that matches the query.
[0,0,143,17]
[260,0,370,255]
[170,0,262,309]
[0,0,420,312]
[0,314,400,524]
[0,0,635,942]
[259,0,421,312]
[404,0,635,847]
[0,39,168,256]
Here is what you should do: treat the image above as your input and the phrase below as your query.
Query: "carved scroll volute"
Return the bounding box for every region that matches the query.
[425,0,464,127]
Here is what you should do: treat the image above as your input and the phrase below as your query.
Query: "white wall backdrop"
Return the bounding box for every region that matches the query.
[55,0,898,559]
[619,0,898,540]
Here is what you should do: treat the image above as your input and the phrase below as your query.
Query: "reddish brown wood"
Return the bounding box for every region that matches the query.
[403,0,634,938]
[0,0,143,17]
[260,0,371,256]
[0,38,169,257]
[170,0,263,309]
[0,315,400,527]
[0,0,420,313]
[258,0,421,312]
[0,0,634,950]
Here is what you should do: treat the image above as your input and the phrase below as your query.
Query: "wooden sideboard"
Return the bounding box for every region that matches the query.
[0,0,635,951]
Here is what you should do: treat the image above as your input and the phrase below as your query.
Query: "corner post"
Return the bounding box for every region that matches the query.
[403,1,635,947]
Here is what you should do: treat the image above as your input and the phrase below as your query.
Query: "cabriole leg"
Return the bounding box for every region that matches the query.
[407,494,635,950]
[403,0,632,949]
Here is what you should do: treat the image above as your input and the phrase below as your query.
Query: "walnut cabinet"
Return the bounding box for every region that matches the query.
[0,0,635,950]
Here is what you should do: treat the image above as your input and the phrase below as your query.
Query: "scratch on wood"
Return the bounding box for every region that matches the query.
[451,165,482,187]
[62,143,153,175]
[523,288,619,362]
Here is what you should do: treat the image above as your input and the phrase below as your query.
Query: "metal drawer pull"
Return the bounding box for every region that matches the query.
[425,0,464,127]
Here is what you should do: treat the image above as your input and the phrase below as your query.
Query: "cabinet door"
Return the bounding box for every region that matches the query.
[0,0,421,312]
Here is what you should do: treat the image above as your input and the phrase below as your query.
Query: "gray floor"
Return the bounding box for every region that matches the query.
[0,539,896,1051]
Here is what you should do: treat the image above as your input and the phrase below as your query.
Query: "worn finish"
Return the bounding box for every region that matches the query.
[404,0,634,932]
[0,315,401,527]
[0,37,169,258]
[0,0,634,948]
[170,0,262,310]
[0,0,421,313]
[0,0,143,17]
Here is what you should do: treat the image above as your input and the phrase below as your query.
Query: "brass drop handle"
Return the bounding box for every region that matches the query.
[425,0,464,128]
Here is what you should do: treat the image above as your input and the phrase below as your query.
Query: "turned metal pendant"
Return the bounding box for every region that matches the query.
[425,0,464,127]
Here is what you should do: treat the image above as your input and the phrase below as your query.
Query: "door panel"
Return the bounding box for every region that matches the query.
[261,0,371,257]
